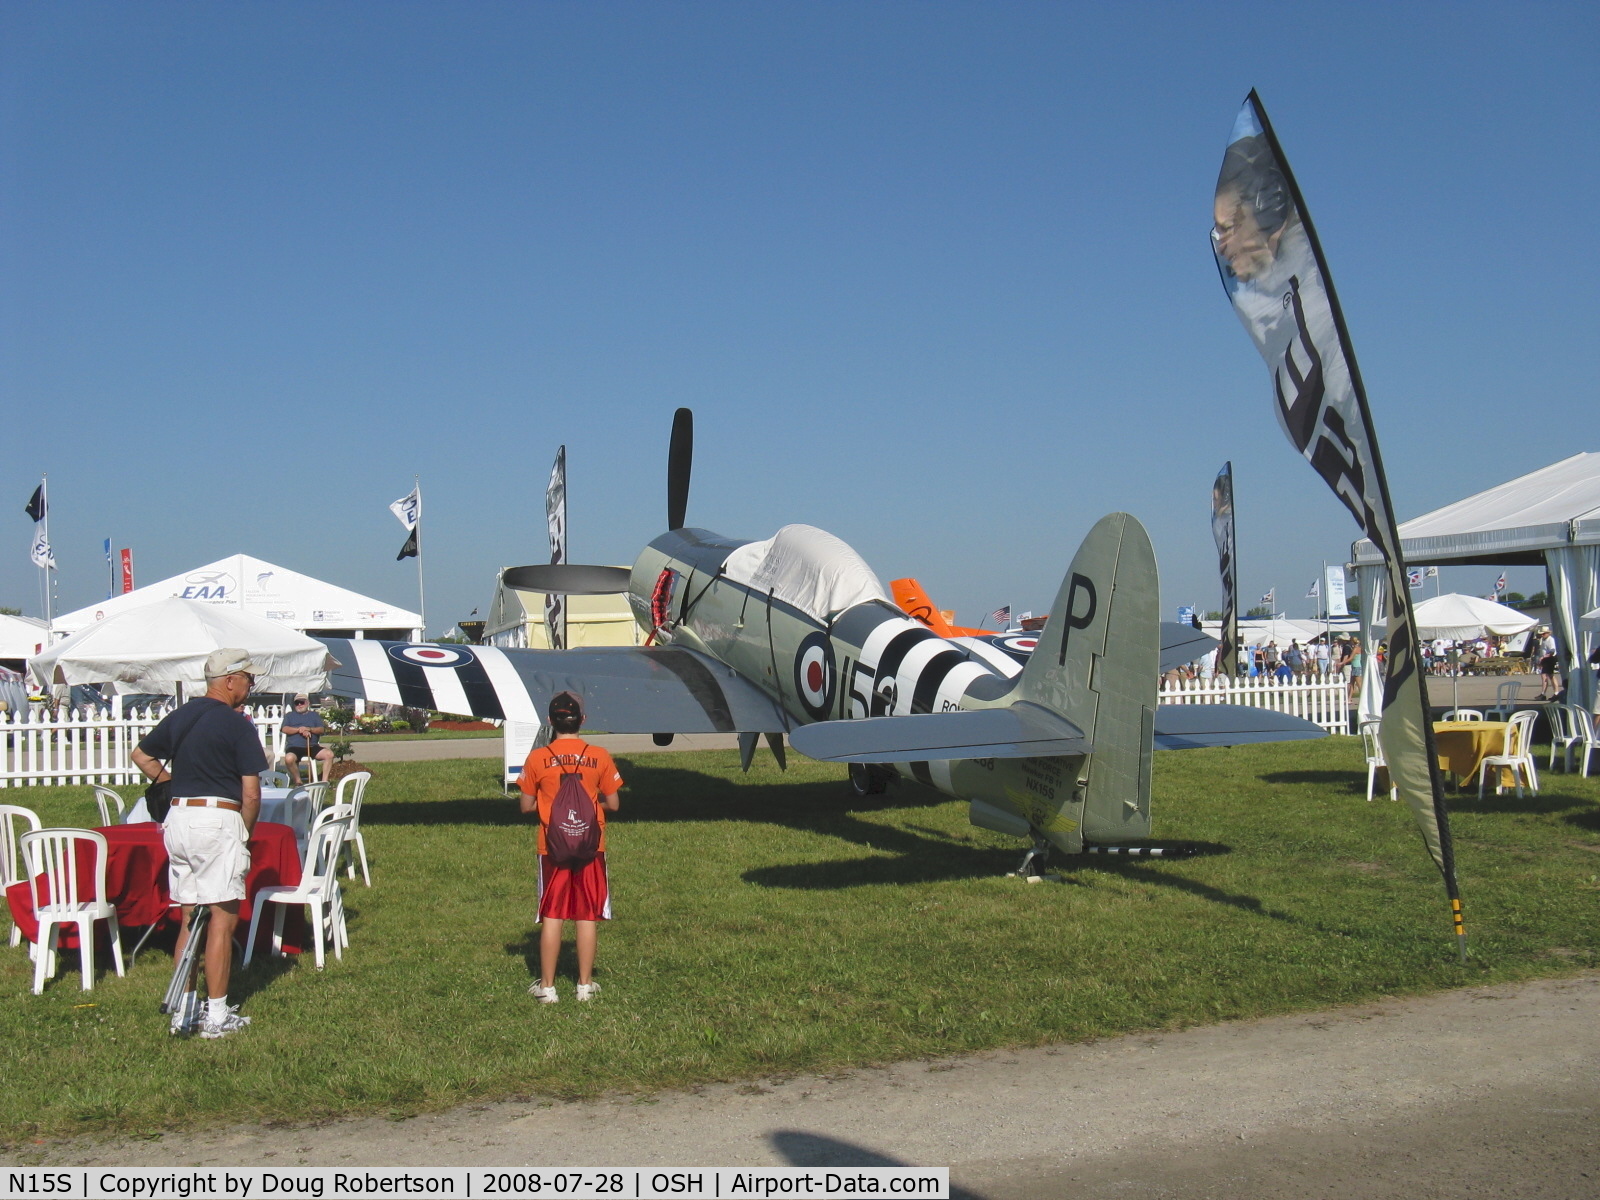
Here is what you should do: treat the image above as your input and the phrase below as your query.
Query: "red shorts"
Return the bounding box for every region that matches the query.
[538,853,611,922]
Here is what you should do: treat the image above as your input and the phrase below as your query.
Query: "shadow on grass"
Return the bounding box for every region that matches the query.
[1561,806,1600,832]
[1449,791,1591,816]
[502,928,602,988]
[1260,770,1363,787]
[361,796,525,827]
[1068,857,1299,924]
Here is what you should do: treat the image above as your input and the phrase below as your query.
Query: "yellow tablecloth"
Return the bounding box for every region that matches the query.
[1432,720,1512,787]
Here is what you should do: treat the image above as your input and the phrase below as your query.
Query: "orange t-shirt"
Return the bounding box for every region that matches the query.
[519,738,624,855]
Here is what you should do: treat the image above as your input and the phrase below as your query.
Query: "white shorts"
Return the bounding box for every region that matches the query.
[163,805,250,905]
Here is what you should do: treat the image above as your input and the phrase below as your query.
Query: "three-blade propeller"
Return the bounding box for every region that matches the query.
[501,407,694,596]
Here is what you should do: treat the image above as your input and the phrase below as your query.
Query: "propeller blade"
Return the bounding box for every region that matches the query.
[501,564,633,595]
[667,407,693,531]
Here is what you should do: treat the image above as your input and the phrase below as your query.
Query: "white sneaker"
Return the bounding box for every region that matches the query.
[199,1006,252,1040]
[576,982,600,1002]
[529,982,559,1004]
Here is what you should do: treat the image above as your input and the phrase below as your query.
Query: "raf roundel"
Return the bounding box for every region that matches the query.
[388,644,477,669]
[793,631,836,720]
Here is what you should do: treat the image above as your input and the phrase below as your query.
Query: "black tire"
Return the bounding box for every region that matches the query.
[848,762,888,796]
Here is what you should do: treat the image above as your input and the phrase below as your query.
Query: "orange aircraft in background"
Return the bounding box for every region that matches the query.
[890,578,996,638]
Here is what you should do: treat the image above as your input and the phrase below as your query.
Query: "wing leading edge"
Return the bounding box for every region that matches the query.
[316,639,788,734]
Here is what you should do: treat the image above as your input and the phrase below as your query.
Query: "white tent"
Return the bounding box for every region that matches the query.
[1411,594,1537,640]
[1353,452,1600,712]
[30,597,335,693]
[1582,606,1600,632]
[0,613,49,666]
[52,554,422,641]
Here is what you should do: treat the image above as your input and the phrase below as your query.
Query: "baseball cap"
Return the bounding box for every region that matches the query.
[204,648,260,680]
[548,691,583,722]
[292,692,310,702]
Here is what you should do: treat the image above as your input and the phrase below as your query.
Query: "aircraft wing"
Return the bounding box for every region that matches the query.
[1153,703,1328,749]
[788,703,1089,763]
[317,639,789,734]
[1159,622,1218,673]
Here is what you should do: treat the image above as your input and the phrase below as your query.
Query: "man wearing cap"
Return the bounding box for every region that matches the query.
[280,693,332,785]
[518,691,622,1004]
[132,648,269,1039]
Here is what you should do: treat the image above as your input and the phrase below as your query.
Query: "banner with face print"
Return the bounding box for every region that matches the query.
[1213,91,1463,952]
[545,446,567,651]
[1210,463,1239,678]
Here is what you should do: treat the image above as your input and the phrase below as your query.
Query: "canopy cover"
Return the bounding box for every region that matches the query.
[722,525,892,621]
[1410,593,1537,640]
[30,597,336,692]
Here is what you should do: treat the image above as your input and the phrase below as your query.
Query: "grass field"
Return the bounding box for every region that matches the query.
[2,737,1597,1145]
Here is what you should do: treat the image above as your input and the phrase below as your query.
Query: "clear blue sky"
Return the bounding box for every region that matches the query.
[4,2,1595,633]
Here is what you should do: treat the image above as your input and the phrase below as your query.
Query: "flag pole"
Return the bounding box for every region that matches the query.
[42,475,53,636]
[413,474,426,637]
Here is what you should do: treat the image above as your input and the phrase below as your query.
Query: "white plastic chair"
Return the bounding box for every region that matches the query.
[20,828,125,993]
[244,814,351,970]
[91,785,125,827]
[1565,704,1599,778]
[261,770,291,788]
[1442,709,1484,722]
[1477,709,1540,798]
[1,804,43,948]
[332,771,372,886]
[1488,681,1523,722]
[1360,723,1396,802]
[1545,703,1580,771]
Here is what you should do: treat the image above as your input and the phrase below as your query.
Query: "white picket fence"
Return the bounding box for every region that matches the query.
[0,706,285,788]
[1158,672,1352,735]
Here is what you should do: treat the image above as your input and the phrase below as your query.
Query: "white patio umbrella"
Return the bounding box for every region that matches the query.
[28,597,336,694]
[1411,593,1537,640]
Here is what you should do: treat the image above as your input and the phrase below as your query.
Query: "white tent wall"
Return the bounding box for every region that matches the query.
[1353,452,1600,715]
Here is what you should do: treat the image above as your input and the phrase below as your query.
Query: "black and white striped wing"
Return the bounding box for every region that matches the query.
[316,640,788,734]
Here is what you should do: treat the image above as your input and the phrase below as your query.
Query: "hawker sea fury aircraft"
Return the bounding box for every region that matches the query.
[321,410,1324,868]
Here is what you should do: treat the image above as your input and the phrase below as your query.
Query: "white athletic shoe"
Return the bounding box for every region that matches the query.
[199,1006,252,1040]
[576,982,601,1002]
[529,982,559,1004]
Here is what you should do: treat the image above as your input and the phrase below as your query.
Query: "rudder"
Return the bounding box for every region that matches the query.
[1017,513,1160,850]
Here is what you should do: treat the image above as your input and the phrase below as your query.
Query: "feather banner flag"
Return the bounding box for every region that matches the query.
[1210,463,1239,678]
[545,446,568,651]
[1212,90,1464,956]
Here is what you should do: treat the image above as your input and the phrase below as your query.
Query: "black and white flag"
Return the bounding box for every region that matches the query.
[23,480,54,570]
[545,446,567,651]
[390,486,420,561]
[1213,91,1462,954]
[1209,463,1239,677]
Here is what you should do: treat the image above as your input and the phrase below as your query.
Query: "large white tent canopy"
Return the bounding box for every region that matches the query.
[1411,593,1537,640]
[31,597,336,693]
[1353,452,1600,712]
[52,554,422,641]
[0,613,49,665]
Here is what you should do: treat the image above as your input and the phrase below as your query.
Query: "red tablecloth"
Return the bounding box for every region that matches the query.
[6,821,303,953]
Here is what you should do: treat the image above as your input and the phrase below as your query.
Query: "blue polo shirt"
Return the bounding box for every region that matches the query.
[139,697,268,802]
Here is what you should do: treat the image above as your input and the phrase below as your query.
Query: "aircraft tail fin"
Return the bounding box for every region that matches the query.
[1016,513,1160,851]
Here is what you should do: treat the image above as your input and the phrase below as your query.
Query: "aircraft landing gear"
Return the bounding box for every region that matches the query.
[848,762,892,796]
[1009,837,1055,881]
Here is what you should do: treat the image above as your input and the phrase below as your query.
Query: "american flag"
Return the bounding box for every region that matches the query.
[989,605,1011,627]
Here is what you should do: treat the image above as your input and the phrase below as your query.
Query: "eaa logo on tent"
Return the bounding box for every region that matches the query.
[178,570,236,601]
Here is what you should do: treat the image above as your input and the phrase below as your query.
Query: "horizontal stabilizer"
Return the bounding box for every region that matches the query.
[789,702,1088,763]
[1159,623,1218,673]
[1153,703,1328,749]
